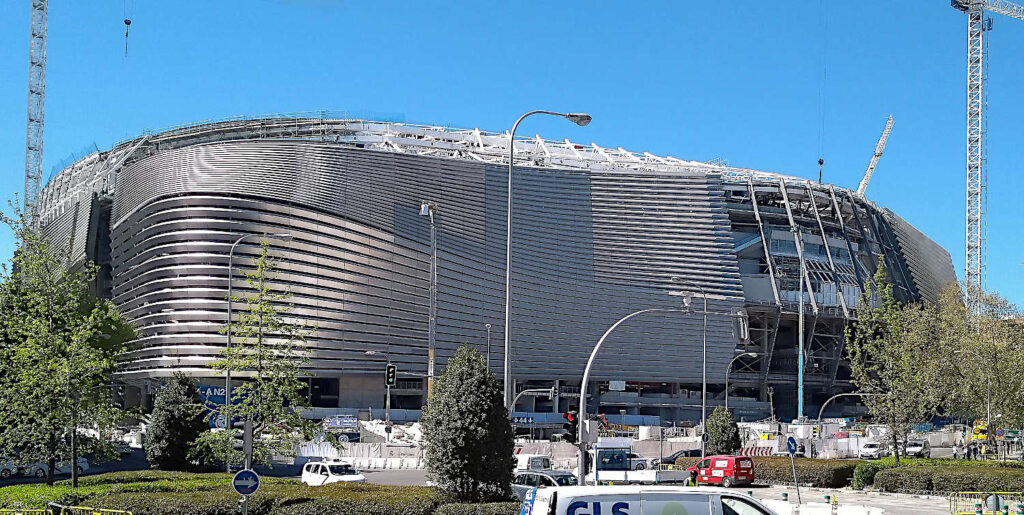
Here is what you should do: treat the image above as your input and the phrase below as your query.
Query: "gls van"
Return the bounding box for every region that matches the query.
[522,485,778,515]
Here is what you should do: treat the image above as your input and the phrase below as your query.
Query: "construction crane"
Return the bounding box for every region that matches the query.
[856,115,894,196]
[24,0,47,217]
[951,0,1024,294]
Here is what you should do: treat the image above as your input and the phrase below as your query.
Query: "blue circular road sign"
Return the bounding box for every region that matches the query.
[787,436,797,455]
[233,469,260,496]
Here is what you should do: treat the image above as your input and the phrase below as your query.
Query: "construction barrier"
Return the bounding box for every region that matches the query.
[949,491,1024,514]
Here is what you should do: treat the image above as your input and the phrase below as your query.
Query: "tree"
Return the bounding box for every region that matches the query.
[421,346,513,503]
[0,203,134,485]
[189,241,313,468]
[705,407,741,455]
[145,373,207,470]
[846,262,942,465]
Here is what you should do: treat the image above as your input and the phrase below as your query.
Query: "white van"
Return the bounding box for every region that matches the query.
[516,453,553,471]
[523,485,779,515]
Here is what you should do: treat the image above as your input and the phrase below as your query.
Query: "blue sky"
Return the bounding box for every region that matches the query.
[0,1,1021,305]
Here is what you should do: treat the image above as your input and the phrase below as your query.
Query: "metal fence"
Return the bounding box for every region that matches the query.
[949,491,1024,514]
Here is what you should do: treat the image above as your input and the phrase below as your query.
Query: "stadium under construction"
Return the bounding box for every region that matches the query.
[38,113,957,427]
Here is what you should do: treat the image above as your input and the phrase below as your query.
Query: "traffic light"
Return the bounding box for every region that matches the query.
[562,411,578,444]
[385,363,397,387]
[230,418,253,468]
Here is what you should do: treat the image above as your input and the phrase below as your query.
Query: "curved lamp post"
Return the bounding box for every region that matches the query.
[504,110,591,408]
[725,352,758,411]
[223,231,291,472]
[576,308,683,484]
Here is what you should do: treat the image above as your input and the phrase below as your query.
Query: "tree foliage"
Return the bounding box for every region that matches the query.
[705,407,741,455]
[189,241,313,468]
[846,262,942,465]
[0,203,134,484]
[421,346,513,503]
[145,373,207,470]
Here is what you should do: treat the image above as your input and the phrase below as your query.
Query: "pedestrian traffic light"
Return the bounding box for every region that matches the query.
[230,418,253,468]
[562,411,578,444]
[385,363,397,387]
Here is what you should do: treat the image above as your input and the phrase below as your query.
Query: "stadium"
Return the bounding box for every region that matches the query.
[38,113,957,427]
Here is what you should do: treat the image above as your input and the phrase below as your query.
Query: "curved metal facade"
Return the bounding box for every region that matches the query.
[38,115,957,419]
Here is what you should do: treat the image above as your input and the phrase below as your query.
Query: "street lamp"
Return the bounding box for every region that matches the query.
[504,110,591,408]
[484,323,493,372]
[669,277,709,458]
[577,307,684,484]
[725,352,758,411]
[365,350,392,434]
[224,232,291,472]
[419,202,437,398]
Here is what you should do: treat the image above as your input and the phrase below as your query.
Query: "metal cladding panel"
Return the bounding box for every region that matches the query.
[883,209,958,305]
[109,139,745,382]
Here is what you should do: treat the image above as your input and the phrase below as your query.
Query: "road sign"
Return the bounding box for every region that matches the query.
[513,416,534,424]
[786,436,797,455]
[232,469,260,496]
[609,380,626,391]
[786,437,801,504]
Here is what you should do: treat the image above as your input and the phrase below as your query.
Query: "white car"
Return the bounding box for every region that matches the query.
[858,442,890,460]
[0,457,18,479]
[300,460,365,486]
[22,458,89,478]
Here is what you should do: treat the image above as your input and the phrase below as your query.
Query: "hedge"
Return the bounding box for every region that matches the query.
[676,456,859,488]
[0,470,457,514]
[434,502,522,515]
[853,457,1024,490]
[874,465,1024,494]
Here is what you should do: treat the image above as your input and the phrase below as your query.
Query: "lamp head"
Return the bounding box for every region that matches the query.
[564,113,592,127]
[419,202,434,216]
[269,233,293,241]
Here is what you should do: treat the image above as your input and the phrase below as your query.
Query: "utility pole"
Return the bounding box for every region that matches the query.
[419,202,437,398]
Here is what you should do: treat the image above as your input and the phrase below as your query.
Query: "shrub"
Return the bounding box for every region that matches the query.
[705,407,741,455]
[146,373,209,471]
[853,460,893,489]
[873,466,935,492]
[930,467,1024,493]
[435,502,522,515]
[750,457,859,488]
[422,346,514,503]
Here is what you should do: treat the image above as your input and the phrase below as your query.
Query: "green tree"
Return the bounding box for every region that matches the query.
[189,241,313,468]
[421,346,513,503]
[846,262,941,465]
[0,203,134,485]
[145,373,207,470]
[705,407,741,455]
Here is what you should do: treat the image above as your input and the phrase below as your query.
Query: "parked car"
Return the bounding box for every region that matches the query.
[22,458,89,478]
[0,457,18,479]
[522,485,779,515]
[686,455,755,488]
[903,439,931,458]
[511,469,578,500]
[300,459,365,486]
[858,442,891,459]
[659,448,702,465]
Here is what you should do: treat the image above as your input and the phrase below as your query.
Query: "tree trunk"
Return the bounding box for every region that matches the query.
[892,430,900,466]
[46,432,56,486]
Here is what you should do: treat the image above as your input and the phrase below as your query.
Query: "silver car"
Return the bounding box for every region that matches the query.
[511,470,578,500]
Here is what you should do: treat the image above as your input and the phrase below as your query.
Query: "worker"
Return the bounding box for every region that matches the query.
[685,469,699,487]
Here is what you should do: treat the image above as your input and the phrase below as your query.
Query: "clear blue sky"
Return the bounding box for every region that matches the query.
[0,1,1021,306]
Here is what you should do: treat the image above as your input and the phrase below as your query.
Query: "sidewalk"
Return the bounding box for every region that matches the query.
[747,485,948,515]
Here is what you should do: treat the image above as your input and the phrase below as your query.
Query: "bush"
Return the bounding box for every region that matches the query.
[750,457,859,488]
[705,407,741,455]
[146,373,209,471]
[930,466,1024,493]
[853,460,892,489]
[873,467,935,492]
[422,346,514,503]
[434,502,522,515]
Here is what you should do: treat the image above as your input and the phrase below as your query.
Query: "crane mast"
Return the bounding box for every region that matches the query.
[856,115,894,196]
[24,0,47,217]
[952,0,1024,296]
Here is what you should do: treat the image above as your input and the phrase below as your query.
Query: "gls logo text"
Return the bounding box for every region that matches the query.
[567,501,630,515]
